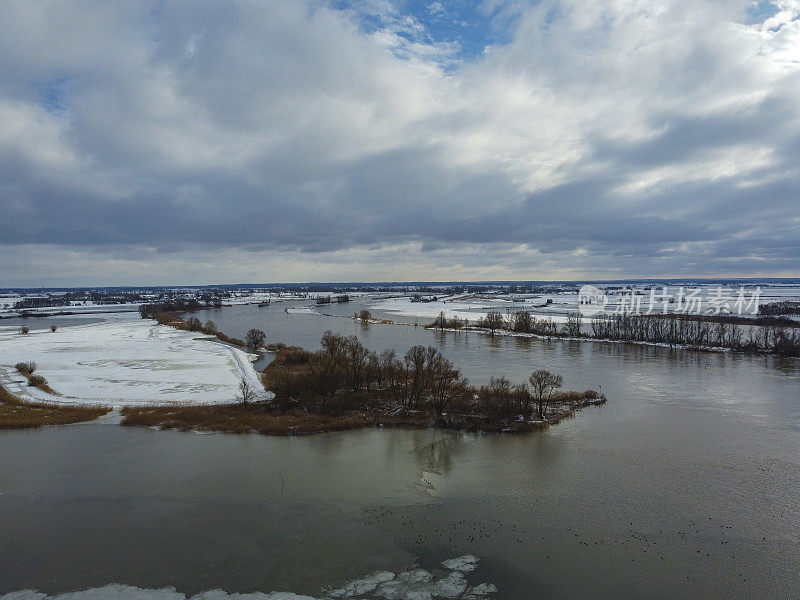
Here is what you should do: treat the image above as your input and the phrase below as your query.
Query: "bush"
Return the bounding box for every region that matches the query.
[203,320,218,334]
[15,362,37,375]
[51,325,58,333]
[358,309,372,321]
[28,375,47,387]
[282,347,313,366]
[185,316,203,331]
[154,311,180,325]
[20,326,30,335]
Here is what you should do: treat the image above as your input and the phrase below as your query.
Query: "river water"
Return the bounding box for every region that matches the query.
[1,299,798,598]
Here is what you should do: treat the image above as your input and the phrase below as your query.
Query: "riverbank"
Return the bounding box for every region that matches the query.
[0,382,109,428]
[119,395,603,435]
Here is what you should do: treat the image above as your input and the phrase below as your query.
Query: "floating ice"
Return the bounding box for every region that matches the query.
[440,556,478,573]
[0,557,496,600]
[326,571,395,597]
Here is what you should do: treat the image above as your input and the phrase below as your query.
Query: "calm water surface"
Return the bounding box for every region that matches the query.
[1,301,798,598]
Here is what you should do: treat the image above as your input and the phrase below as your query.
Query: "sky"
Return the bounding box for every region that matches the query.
[1,0,799,286]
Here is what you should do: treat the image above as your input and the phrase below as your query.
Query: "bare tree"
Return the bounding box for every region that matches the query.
[344,335,370,391]
[563,313,582,337]
[245,328,266,349]
[238,378,257,404]
[481,311,505,335]
[511,311,533,333]
[528,369,563,419]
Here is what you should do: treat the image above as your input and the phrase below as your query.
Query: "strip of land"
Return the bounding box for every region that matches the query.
[0,381,109,428]
[121,330,604,435]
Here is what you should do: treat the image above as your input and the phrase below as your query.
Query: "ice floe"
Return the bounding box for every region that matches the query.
[1,557,496,600]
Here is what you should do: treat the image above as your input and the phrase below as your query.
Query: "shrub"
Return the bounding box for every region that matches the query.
[359,309,372,321]
[20,326,30,335]
[28,375,47,388]
[203,320,218,334]
[282,347,313,366]
[51,325,58,333]
[185,316,203,331]
[15,362,37,375]
[154,311,180,325]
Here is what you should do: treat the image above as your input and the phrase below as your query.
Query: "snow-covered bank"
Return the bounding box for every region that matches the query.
[0,314,269,407]
[371,296,571,324]
[0,555,496,600]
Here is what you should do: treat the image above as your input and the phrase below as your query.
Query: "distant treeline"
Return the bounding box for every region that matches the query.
[138,298,218,318]
[138,306,246,347]
[760,301,800,316]
[430,310,800,357]
[13,291,146,309]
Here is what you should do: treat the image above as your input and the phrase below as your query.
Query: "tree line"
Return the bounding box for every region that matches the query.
[456,310,800,357]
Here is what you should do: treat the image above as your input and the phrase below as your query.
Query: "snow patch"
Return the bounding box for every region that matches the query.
[1,557,496,600]
[0,315,269,407]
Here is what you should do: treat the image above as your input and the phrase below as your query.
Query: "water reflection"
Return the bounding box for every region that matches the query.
[409,430,467,475]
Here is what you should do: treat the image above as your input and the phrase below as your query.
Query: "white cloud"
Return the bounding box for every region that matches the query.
[0,0,798,284]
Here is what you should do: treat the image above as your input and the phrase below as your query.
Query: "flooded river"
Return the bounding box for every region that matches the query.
[1,300,798,598]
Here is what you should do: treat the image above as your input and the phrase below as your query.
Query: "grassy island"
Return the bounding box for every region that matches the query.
[121,331,605,435]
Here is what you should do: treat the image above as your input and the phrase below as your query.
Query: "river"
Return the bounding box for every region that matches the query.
[1,299,798,598]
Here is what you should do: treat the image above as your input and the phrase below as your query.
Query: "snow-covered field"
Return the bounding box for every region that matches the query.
[371,296,571,324]
[0,314,268,407]
[370,282,800,324]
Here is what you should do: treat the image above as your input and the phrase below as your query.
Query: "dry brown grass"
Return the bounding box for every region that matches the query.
[120,403,430,435]
[118,401,565,435]
[15,372,61,396]
[0,383,110,428]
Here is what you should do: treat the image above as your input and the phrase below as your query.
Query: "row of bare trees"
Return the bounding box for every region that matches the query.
[467,310,800,357]
[589,314,800,356]
[270,331,470,414]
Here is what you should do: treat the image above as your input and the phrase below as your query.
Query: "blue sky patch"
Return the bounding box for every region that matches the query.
[333,0,521,61]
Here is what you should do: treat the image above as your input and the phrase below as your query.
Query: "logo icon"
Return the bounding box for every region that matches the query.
[578,285,608,317]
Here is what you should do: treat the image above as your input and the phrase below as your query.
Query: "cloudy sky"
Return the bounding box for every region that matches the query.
[1,0,799,286]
